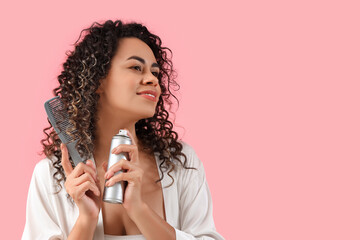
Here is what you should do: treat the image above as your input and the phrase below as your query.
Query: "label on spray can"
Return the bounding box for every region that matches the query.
[103,129,132,204]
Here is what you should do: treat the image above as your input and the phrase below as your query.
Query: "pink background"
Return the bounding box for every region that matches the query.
[1,0,359,239]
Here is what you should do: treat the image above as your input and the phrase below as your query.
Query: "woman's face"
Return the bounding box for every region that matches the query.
[97,37,162,120]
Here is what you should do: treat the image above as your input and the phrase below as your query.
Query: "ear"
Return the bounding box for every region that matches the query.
[96,78,105,94]
[96,87,103,94]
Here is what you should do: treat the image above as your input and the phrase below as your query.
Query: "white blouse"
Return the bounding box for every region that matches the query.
[104,234,145,240]
[22,141,224,240]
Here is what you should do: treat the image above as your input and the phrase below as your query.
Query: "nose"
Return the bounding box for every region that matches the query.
[142,71,159,86]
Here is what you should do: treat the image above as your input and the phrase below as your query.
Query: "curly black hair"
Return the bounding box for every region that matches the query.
[40,19,196,194]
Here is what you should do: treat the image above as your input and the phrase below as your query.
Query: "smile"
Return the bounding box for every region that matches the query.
[142,93,155,98]
[138,93,157,102]
[136,89,158,102]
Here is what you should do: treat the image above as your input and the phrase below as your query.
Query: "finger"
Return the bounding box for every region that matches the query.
[111,144,139,163]
[61,143,73,176]
[72,161,97,180]
[122,129,140,163]
[85,160,100,183]
[105,171,127,187]
[124,128,136,146]
[75,181,100,199]
[104,159,132,179]
[74,172,96,186]
[106,170,143,187]
[111,144,136,154]
[86,159,97,174]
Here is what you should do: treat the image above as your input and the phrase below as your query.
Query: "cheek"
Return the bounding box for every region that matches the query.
[103,80,134,103]
[109,73,138,93]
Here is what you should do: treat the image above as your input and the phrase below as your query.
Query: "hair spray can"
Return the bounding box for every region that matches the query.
[103,129,132,204]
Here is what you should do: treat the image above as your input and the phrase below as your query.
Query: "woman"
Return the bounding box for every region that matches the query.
[22,20,224,240]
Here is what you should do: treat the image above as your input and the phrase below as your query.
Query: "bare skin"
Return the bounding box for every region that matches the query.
[61,37,175,240]
[98,148,166,235]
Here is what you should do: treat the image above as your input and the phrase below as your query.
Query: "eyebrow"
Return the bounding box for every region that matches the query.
[126,56,160,69]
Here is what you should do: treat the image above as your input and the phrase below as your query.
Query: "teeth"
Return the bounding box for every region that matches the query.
[143,93,155,97]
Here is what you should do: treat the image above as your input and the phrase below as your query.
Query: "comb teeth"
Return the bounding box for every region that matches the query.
[44,96,86,166]
[45,97,78,143]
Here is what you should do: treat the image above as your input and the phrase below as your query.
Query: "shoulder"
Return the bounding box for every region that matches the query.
[177,140,203,169]
[31,157,60,190]
[34,157,53,169]
[172,141,209,199]
[172,140,205,179]
[33,157,55,177]
[178,140,195,156]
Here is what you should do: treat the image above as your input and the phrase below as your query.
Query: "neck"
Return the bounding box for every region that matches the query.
[93,110,141,166]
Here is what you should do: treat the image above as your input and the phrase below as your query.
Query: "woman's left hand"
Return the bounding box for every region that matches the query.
[103,129,146,217]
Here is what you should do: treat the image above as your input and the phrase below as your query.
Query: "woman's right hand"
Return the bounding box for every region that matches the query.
[61,143,101,222]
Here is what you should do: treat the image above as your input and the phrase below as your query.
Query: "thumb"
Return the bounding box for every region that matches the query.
[61,143,73,176]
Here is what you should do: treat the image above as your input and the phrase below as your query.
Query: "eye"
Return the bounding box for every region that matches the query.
[152,72,159,77]
[132,66,142,71]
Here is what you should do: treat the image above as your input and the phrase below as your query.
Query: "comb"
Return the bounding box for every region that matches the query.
[44,96,87,166]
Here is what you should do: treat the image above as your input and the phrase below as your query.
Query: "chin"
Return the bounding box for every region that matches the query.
[136,109,157,120]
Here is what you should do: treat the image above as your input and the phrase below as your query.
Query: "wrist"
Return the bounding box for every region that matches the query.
[68,215,98,240]
[128,202,148,220]
[77,214,98,229]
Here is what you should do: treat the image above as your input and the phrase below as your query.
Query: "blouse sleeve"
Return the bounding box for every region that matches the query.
[174,143,225,240]
[22,159,65,240]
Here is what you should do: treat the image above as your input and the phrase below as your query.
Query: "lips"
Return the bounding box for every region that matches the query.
[136,90,157,98]
[136,90,158,102]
